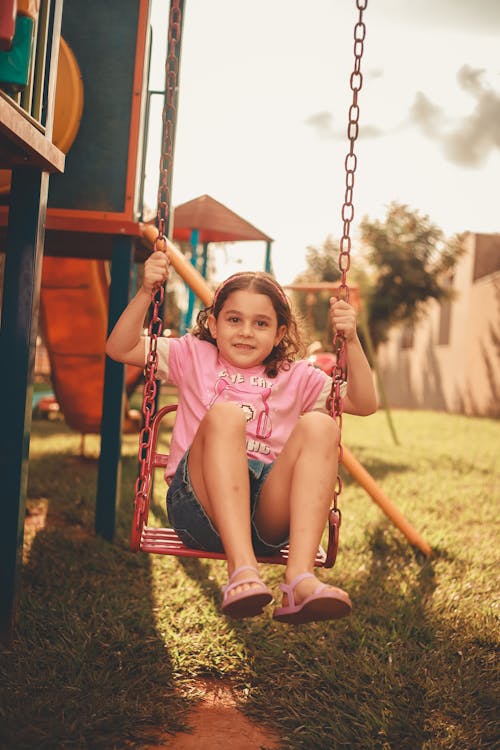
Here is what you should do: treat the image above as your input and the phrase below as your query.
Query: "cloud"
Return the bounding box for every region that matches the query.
[306,67,500,168]
[367,68,384,80]
[408,93,445,139]
[305,111,336,139]
[304,111,385,140]
[376,0,500,35]
[408,65,500,167]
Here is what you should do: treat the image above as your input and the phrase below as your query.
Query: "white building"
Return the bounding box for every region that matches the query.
[376,233,500,418]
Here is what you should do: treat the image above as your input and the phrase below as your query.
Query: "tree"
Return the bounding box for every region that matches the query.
[292,238,341,348]
[360,202,466,348]
[293,202,466,353]
[292,204,465,445]
[296,238,342,283]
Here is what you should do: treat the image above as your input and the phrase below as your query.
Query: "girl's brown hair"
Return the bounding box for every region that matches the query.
[192,272,305,377]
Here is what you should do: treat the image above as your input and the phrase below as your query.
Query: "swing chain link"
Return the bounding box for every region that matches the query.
[156,0,181,243]
[134,1,182,525]
[326,0,367,563]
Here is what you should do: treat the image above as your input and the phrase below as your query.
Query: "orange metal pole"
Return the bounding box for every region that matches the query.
[141,224,213,307]
[342,446,432,557]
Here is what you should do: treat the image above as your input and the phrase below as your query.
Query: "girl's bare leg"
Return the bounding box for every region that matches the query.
[254,412,342,605]
[187,403,264,599]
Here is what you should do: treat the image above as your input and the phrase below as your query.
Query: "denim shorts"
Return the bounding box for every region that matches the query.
[166,451,289,556]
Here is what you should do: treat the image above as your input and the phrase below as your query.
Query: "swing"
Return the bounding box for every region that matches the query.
[130,402,333,566]
[130,0,368,569]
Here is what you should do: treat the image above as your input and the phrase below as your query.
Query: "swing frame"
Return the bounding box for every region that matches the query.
[129,0,368,569]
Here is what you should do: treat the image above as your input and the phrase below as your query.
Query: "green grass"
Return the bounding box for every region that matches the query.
[1,405,499,749]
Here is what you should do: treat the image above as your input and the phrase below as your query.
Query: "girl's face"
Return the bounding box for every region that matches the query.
[208,289,286,369]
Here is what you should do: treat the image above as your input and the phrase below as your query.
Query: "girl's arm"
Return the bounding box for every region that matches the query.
[329,298,378,416]
[105,251,169,367]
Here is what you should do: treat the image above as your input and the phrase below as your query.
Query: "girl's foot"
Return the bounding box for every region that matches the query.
[221,566,273,619]
[273,572,352,624]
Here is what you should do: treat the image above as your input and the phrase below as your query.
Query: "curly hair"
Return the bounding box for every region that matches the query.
[192,272,306,378]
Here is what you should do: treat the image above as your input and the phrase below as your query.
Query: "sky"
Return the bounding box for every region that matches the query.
[144,0,500,285]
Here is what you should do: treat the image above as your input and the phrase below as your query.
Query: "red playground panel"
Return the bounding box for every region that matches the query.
[0,0,16,52]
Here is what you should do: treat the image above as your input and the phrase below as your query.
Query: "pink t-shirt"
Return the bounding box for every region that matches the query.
[149,334,332,480]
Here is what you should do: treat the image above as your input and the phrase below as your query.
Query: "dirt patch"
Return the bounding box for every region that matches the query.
[145,679,281,749]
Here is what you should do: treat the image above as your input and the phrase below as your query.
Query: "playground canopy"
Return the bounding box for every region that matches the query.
[172,194,273,244]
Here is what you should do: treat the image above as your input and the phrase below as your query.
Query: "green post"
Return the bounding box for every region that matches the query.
[201,241,209,278]
[95,238,134,541]
[359,310,400,446]
[265,241,272,274]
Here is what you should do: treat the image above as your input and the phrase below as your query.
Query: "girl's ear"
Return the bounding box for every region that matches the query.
[208,313,217,339]
[274,324,287,347]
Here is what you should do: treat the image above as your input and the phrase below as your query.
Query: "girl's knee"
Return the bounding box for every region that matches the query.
[299,412,340,448]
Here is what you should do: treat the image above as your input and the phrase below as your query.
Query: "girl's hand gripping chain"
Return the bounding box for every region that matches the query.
[143,250,170,295]
[329,297,357,342]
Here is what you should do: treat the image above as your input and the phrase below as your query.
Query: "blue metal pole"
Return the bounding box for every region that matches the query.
[183,227,199,331]
[0,169,49,642]
[95,237,134,541]
[0,0,62,643]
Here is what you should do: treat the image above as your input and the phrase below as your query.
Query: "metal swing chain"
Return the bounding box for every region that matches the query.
[133,1,182,523]
[325,0,367,565]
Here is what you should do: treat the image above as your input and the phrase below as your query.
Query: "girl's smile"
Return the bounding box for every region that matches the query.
[208,290,286,369]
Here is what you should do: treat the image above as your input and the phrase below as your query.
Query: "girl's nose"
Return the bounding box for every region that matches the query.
[242,320,252,336]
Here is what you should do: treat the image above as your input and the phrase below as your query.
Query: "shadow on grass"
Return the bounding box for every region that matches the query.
[346,443,493,483]
[6,417,497,750]
[0,449,195,750]
[178,524,497,750]
[342,451,412,482]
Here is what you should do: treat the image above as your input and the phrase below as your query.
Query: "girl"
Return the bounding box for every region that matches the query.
[106,251,378,624]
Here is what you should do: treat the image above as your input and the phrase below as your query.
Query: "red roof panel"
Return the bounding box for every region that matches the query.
[172,194,272,243]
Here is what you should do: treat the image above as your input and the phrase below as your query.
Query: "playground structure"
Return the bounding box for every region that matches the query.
[0,0,278,640]
[165,193,274,332]
[0,0,430,642]
[1,0,156,642]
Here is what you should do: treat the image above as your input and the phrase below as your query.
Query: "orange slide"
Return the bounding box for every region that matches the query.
[37,227,216,437]
[39,257,142,435]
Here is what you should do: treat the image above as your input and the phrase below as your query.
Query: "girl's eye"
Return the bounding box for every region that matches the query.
[256,320,268,327]
[228,316,239,323]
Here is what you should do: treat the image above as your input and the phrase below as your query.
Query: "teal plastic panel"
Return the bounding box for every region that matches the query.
[0,15,34,91]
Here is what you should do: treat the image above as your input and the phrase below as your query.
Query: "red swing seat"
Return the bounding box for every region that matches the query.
[130,403,333,567]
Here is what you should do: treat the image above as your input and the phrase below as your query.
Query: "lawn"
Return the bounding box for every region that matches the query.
[0,403,498,749]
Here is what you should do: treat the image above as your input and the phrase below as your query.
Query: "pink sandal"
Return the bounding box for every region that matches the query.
[221,566,273,619]
[273,572,352,624]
